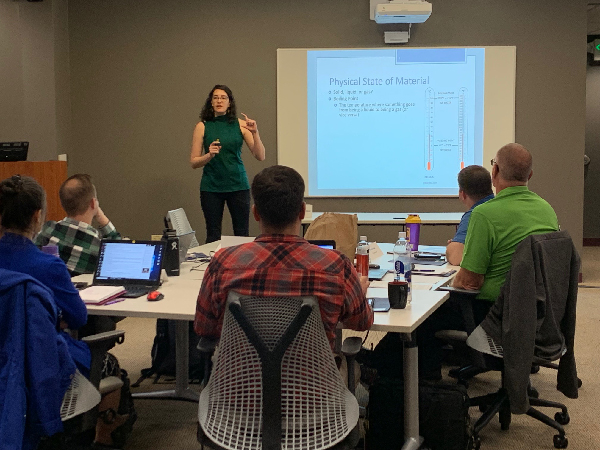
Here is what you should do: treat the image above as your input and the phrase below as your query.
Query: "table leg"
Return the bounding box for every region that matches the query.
[401,332,424,450]
[132,320,199,402]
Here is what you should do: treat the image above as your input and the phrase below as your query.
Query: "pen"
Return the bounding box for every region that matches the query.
[413,269,435,272]
[104,298,125,306]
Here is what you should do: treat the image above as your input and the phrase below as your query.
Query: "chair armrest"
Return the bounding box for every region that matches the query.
[81,330,125,346]
[197,336,219,354]
[341,336,363,395]
[82,330,125,389]
[437,286,480,295]
[341,336,362,358]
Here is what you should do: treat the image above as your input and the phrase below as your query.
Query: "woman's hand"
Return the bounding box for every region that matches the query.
[240,113,258,134]
[208,140,221,157]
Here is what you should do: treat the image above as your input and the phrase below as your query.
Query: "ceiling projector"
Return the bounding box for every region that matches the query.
[374,0,432,24]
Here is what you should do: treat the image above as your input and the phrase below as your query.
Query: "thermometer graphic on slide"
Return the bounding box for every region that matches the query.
[425,88,434,171]
[424,87,469,171]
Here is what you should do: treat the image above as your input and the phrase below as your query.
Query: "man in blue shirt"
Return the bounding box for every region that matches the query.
[446,165,494,265]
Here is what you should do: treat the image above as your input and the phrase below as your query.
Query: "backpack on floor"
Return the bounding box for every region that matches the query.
[366,376,471,450]
[133,319,207,386]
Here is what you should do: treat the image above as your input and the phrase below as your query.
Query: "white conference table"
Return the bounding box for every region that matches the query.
[76,240,456,450]
[301,212,464,234]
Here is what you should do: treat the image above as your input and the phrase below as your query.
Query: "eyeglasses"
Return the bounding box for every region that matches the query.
[212,96,229,101]
[490,158,496,166]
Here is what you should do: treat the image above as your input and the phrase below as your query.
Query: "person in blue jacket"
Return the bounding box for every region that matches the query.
[0,175,90,374]
[0,269,76,450]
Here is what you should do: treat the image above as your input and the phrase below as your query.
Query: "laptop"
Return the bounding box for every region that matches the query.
[308,239,388,280]
[93,240,166,298]
[307,239,336,250]
[0,142,28,161]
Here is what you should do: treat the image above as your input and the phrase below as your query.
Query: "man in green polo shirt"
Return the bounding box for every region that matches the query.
[417,143,558,380]
[453,143,558,298]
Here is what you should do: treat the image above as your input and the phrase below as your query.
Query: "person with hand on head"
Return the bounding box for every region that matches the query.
[194,165,373,352]
[35,173,121,276]
[190,84,266,243]
[0,175,91,374]
[445,165,494,266]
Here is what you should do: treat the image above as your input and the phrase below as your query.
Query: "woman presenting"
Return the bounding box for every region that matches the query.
[190,84,266,243]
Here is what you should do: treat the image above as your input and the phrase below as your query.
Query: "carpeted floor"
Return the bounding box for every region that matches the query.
[112,247,600,450]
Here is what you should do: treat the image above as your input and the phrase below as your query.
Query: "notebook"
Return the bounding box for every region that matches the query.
[368,268,389,281]
[79,286,126,305]
[93,240,166,298]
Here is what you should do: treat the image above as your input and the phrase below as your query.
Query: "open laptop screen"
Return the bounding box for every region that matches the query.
[307,240,336,250]
[94,240,165,286]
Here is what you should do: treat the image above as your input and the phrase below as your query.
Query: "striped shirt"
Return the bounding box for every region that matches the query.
[194,234,373,350]
[34,217,121,276]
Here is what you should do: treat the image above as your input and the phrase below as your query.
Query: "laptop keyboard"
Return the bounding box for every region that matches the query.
[121,286,153,298]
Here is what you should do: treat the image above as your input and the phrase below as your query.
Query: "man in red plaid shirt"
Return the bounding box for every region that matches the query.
[194,165,373,350]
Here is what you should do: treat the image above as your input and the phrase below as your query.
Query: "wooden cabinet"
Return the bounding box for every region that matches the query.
[0,161,67,222]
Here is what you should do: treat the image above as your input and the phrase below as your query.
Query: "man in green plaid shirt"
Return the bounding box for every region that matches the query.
[35,174,121,276]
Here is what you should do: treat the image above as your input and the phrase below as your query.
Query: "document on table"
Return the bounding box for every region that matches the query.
[217,235,256,251]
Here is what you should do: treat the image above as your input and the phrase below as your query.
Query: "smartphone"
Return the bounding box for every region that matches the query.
[369,297,391,312]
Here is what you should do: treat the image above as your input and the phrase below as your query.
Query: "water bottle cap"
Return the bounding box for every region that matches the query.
[359,235,367,241]
[398,232,406,239]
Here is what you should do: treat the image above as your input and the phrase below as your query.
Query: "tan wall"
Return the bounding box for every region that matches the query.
[66,0,586,249]
[0,0,71,161]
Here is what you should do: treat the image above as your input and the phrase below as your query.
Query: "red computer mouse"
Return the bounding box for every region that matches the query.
[147,291,164,301]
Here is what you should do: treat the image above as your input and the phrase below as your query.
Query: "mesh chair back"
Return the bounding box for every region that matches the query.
[198,292,359,450]
[60,370,101,421]
[167,208,200,248]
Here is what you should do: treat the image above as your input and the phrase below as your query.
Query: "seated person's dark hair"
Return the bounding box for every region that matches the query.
[251,165,305,229]
[0,175,46,232]
[457,165,493,200]
[59,173,96,216]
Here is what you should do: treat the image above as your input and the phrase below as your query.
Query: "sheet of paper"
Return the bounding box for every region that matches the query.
[368,242,384,261]
[220,236,256,249]
[417,245,447,255]
[369,280,389,289]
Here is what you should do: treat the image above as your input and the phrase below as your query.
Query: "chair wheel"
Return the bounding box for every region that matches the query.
[555,411,570,425]
[468,435,481,450]
[478,403,488,413]
[553,434,568,449]
[531,364,540,374]
[577,378,582,388]
[528,387,539,399]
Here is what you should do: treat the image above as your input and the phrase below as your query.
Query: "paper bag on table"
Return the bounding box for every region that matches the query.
[304,212,358,260]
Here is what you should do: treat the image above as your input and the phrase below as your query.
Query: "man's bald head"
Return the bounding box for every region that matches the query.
[59,174,97,216]
[495,143,533,184]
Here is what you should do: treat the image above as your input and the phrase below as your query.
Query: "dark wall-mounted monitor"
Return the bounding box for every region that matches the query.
[0,142,29,161]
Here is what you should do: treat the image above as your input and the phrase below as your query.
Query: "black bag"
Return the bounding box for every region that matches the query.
[366,377,471,450]
[133,319,207,386]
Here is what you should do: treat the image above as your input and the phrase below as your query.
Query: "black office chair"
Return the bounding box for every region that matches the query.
[196,291,362,450]
[458,231,580,450]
